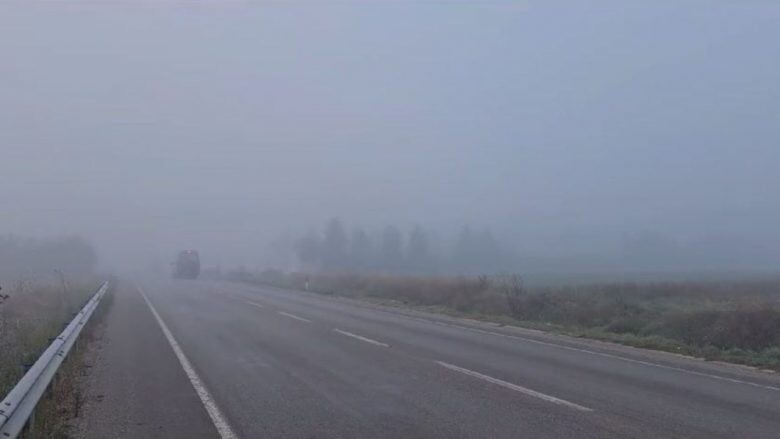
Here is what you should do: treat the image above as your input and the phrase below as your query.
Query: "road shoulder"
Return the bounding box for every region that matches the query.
[70,281,220,439]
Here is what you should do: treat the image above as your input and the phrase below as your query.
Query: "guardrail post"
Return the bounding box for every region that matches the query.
[25,409,33,435]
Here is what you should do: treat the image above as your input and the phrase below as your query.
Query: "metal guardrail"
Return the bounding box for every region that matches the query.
[0,281,110,438]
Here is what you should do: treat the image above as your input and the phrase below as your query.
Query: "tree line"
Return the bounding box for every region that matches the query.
[0,235,97,278]
[289,218,514,275]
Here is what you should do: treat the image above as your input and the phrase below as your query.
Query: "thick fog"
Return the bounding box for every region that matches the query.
[2,2,779,275]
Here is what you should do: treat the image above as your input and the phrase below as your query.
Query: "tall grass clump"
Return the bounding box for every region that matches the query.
[0,279,97,398]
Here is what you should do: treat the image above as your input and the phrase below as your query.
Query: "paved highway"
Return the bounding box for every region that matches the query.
[75,279,780,438]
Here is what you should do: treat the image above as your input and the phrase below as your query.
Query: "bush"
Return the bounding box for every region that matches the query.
[605,317,648,335]
[664,305,780,351]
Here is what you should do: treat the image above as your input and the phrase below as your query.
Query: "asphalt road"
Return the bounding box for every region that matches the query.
[76,278,780,438]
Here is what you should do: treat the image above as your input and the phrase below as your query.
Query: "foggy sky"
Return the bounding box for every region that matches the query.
[2,1,779,271]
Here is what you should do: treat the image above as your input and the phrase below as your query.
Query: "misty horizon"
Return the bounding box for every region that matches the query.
[3,1,779,275]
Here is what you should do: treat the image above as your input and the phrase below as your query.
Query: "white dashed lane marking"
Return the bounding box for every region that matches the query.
[242,300,264,309]
[437,361,593,412]
[277,311,312,323]
[333,329,390,348]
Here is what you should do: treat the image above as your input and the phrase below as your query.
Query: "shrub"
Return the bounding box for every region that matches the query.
[664,305,780,351]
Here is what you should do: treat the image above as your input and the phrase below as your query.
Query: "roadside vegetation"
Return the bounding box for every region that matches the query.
[0,278,102,437]
[227,269,780,371]
[0,234,99,389]
[0,279,95,394]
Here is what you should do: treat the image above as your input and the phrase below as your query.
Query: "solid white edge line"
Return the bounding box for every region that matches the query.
[138,287,239,439]
[333,329,390,348]
[277,311,312,323]
[437,361,593,412]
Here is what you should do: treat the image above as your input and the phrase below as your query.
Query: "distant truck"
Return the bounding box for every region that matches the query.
[173,250,200,279]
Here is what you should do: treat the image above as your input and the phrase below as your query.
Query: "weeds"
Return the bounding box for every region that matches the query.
[0,277,99,437]
[498,274,525,317]
[229,269,780,370]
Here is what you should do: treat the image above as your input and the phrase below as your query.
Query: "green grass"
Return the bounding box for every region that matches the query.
[228,269,780,371]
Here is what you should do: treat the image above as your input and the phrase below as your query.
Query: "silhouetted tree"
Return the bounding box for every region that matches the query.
[349,227,373,272]
[0,235,97,277]
[451,227,506,274]
[406,226,432,274]
[380,226,403,273]
[321,218,348,271]
[294,230,321,270]
[451,226,475,274]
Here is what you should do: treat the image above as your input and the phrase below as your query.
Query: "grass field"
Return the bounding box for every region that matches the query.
[0,277,101,437]
[229,269,780,371]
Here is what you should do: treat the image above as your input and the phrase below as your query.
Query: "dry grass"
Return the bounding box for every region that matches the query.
[0,277,100,437]
[25,284,114,439]
[230,269,780,370]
